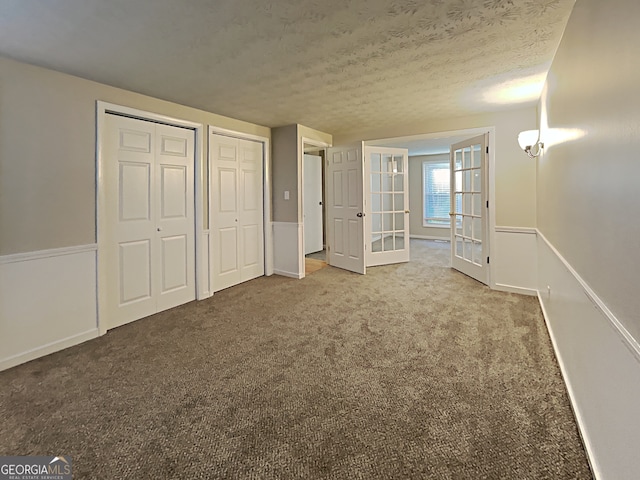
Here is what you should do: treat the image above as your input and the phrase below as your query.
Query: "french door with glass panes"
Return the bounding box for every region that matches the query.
[365,146,410,266]
[450,134,489,285]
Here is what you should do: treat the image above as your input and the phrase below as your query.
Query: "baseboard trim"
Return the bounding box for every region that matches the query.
[410,235,450,241]
[494,226,537,235]
[493,283,537,296]
[537,292,601,479]
[0,243,98,265]
[537,229,640,360]
[0,328,100,371]
[273,269,304,279]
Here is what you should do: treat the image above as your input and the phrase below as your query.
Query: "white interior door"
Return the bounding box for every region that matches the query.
[326,143,365,274]
[104,114,195,329]
[211,134,264,291]
[304,154,324,255]
[450,133,489,285]
[364,146,410,266]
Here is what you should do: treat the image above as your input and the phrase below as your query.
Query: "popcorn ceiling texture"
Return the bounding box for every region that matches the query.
[0,0,574,135]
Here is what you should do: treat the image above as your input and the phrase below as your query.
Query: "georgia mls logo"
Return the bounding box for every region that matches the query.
[0,455,72,480]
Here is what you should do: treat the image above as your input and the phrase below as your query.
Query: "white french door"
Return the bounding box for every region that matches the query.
[364,146,410,266]
[104,114,196,329]
[211,133,265,291]
[450,133,489,285]
[303,154,324,255]
[326,143,366,274]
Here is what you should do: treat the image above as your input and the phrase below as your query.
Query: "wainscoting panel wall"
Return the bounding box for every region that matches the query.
[537,231,640,480]
[273,222,303,279]
[0,245,99,371]
[492,227,537,295]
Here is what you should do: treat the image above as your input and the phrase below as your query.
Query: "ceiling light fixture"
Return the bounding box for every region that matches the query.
[517,130,544,158]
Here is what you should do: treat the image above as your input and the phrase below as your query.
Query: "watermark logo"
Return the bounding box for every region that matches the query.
[0,456,72,480]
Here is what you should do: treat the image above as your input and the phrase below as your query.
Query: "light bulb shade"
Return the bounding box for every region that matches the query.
[517,129,543,157]
[517,130,539,151]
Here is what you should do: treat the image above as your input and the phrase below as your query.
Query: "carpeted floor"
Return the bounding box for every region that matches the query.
[0,240,592,479]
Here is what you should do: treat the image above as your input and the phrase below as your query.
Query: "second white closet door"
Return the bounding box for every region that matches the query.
[211,134,264,292]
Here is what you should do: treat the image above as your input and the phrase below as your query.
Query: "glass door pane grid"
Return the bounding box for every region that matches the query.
[371,153,405,253]
[453,144,483,266]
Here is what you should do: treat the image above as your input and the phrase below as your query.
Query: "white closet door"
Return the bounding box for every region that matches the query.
[104,114,195,329]
[211,134,264,292]
[155,123,196,312]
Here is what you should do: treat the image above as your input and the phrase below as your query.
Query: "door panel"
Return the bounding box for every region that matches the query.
[364,146,410,266]
[155,123,195,312]
[119,162,150,221]
[327,143,365,274]
[119,240,152,304]
[218,228,239,274]
[105,114,195,329]
[160,165,187,218]
[211,134,264,291]
[450,133,488,285]
[160,235,188,293]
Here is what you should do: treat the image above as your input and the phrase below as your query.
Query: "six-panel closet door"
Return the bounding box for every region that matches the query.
[211,134,264,292]
[104,114,196,329]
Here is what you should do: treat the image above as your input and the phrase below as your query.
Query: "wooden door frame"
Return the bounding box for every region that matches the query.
[208,126,273,284]
[96,101,205,335]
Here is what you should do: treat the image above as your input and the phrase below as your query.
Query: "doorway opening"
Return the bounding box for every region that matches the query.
[363,126,496,286]
[302,140,330,276]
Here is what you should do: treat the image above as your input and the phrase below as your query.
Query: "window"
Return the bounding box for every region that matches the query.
[423,161,451,227]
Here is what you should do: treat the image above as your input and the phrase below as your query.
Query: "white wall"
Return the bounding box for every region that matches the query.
[536,0,640,477]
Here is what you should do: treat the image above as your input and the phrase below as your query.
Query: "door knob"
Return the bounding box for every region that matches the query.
[405,210,410,214]
[356,212,365,218]
[157,227,162,232]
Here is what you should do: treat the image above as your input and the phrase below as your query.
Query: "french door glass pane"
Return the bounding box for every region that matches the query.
[382,174,393,192]
[473,194,481,216]
[371,153,381,172]
[394,155,403,173]
[473,217,482,240]
[464,193,472,214]
[463,147,471,169]
[395,212,404,230]
[383,213,393,231]
[372,194,381,212]
[371,174,381,193]
[473,241,483,265]
[383,154,393,172]
[394,193,403,210]
[473,169,481,192]
[372,213,382,232]
[383,194,393,211]
[464,238,472,260]
[372,235,383,252]
[394,174,403,191]
[473,145,482,167]
[464,216,472,237]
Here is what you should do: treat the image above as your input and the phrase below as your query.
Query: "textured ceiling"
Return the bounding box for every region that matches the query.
[0,0,575,136]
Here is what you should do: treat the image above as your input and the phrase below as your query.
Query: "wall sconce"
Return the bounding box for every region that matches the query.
[518,130,544,158]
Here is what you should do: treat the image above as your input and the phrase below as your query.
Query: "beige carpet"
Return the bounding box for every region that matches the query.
[0,240,591,479]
